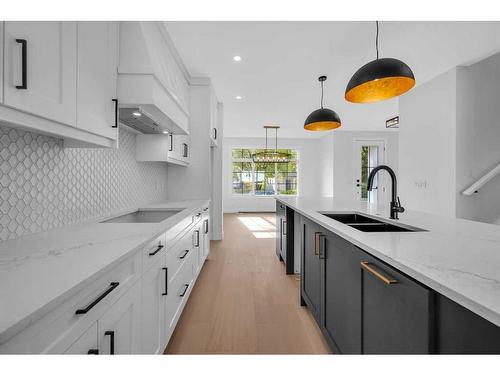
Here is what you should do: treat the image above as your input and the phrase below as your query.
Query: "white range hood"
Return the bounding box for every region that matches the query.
[117,22,190,135]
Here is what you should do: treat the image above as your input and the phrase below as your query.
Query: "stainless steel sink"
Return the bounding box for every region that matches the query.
[101,209,183,223]
[320,212,425,232]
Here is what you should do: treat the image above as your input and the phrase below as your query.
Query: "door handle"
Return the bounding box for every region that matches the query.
[194,230,200,247]
[88,349,99,355]
[112,98,118,128]
[15,39,27,89]
[75,282,119,314]
[179,249,189,259]
[204,219,209,234]
[360,261,398,285]
[168,134,173,151]
[162,267,168,296]
[104,331,115,355]
[318,234,326,259]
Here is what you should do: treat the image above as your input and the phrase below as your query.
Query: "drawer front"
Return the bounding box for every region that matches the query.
[360,253,433,354]
[142,233,167,272]
[165,229,194,280]
[0,252,141,354]
[165,250,194,334]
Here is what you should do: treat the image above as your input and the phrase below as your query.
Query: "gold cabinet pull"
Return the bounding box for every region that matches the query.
[361,261,398,285]
[314,232,321,256]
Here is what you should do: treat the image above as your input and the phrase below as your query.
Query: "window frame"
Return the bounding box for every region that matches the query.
[231,148,299,197]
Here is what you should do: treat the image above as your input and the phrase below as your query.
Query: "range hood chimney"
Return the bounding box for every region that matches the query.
[117,22,190,135]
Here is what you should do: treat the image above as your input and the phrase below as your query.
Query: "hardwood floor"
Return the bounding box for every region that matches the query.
[165,212,331,354]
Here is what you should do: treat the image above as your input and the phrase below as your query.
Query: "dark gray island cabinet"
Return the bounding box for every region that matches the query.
[294,213,500,354]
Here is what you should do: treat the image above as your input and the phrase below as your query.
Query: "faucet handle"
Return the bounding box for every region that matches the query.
[396,197,405,213]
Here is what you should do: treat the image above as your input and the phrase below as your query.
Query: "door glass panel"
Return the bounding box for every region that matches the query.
[360,146,379,202]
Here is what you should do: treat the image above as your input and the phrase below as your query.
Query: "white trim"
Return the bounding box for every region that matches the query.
[462,162,500,195]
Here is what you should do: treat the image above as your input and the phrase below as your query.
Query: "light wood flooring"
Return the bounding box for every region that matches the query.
[165,212,331,354]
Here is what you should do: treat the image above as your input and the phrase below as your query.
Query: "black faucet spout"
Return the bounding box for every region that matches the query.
[367,165,405,220]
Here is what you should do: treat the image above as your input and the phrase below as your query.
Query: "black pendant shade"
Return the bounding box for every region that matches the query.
[345,21,415,104]
[304,108,341,131]
[345,58,415,103]
[304,76,341,131]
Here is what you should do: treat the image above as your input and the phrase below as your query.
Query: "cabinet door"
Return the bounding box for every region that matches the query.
[98,281,141,354]
[301,217,322,323]
[141,258,167,354]
[3,22,77,125]
[76,21,118,139]
[361,254,433,354]
[322,232,363,354]
[64,322,98,354]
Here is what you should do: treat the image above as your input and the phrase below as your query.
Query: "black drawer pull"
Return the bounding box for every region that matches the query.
[162,267,168,296]
[112,98,118,128]
[148,244,164,256]
[178,249,189,259]
[88,349,99,355]
[194,230,200,247]
[75,282,119,314]
[15,39,27,89]
[179,283,189,297]
[204,219,209,234]
[104,331,115,355]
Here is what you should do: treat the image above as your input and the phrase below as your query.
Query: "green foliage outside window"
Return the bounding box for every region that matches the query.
[232,148,298,196]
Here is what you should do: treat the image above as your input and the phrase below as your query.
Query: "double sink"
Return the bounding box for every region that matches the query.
[320,213,424,232]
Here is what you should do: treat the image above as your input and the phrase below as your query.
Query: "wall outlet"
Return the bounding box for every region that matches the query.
[414,181,428,189]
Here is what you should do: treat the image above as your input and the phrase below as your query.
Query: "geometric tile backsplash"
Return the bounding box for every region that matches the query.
[0,124,168,241]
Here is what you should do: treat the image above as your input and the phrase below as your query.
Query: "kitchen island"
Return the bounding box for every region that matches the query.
[276,196,500,354]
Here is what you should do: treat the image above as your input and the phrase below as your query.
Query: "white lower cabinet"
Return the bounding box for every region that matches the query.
[98,280,141,355]
[141,255,168,354]
[64,322,98,354]
[0,206,210,354]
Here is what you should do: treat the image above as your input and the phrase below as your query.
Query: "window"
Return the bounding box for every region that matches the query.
[232,148,298,196]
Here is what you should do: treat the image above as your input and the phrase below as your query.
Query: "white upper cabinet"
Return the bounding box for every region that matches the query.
[3,22,77,126]
[76,22,118,140]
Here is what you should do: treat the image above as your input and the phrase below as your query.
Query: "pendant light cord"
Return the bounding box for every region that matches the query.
[320,80,324,109]
[375,20,379,60]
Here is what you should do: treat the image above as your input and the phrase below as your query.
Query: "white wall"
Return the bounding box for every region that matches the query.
[399,68,458,217]
[223,137,322,213]
[319,132,334,197]
[456,53,500,224]
[332,130,399,208]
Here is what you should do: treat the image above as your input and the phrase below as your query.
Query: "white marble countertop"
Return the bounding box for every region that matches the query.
[277,196,500,327]
[0,199,209,345]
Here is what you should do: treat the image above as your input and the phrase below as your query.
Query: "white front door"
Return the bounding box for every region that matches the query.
[353,140,386,206]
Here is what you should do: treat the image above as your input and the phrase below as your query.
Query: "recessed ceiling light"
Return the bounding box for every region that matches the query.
[233,55,242,62]
[162,131,169,134]
[235,95,243,100]
[132,111,142,117]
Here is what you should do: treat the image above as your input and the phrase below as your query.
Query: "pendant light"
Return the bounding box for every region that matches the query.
[304,76,341,131]
[252,126,290,163]
[345,21,415,103]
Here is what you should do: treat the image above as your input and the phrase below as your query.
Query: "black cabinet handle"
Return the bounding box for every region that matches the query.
[179,283,189,297]
[75,282,119,314]
[204,219,209,234]
[112,98,118,128]
[162,267,168,296]
[104,331,115,355]
[194,230,200,247]
[182,143,188,157]
[168,134,173,151]
[213,128,217,140]
[88,349,99,355]
[15,39,27,89]
[148,244,164,256]
[178,249,189,259]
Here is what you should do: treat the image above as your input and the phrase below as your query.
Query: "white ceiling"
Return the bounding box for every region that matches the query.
[165,21,500,138]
